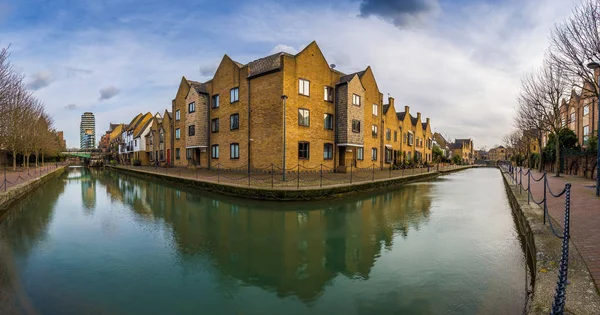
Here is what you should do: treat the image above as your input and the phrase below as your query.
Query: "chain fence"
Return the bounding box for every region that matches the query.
[0,162,67,192]
[499,162,571,315]
[113,163,468,190]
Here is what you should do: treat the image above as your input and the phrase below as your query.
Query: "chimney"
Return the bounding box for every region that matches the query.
[388,96,395,108]
[426,118,430,125]
[417,112,421,123]
[404,106,409,114]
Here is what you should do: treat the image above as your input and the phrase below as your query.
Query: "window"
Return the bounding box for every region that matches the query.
[386,128,391,140]
[211,145,219,159]
[324,113,333,130]
[324,143,333,159]
[176,148,180,160]
[186,148,192,160]
[188,125,195,136]
[324,86,333,102]
[408,133,414,146]
[134,139,137,146]
[230,88,239,103]
[175,110,180,121]
[372,104,378,116]
[230,143,239,159]
[298,142,310,159]
[299,79,310,96]
[394,131,397,142]
[352,94,361,106]
[211,118,219,133]
[212,94,220,108]
[357,147,364,160]
[584,125,590,145]
[175,128,180,139]
[385,148,392,163]
[298,109,310,126]
[230,114,239,130]
[159,129,164,143]
[371,148,377,161]
[584,105,590,116]
[372,125,378,137]
[159,150,164,161]
[352,120,361,133]
[188,102,195,113]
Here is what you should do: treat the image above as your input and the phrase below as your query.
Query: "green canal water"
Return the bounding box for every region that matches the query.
[0,167,528,315]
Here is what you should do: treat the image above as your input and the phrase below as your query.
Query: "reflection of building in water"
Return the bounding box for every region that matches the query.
[97,172,432,303]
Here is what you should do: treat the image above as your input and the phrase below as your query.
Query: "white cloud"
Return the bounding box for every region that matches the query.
[270,44,298,55]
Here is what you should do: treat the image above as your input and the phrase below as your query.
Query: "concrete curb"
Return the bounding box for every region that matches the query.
[110,165,473,201]
[501,170,600,314]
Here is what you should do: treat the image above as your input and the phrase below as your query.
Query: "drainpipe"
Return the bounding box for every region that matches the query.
[247,78,251,173]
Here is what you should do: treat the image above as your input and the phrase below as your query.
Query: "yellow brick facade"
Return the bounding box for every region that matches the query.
[122,41,437,172]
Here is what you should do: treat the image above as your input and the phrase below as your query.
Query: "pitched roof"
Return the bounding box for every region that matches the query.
[134,113,153,138]
[396,112,406,121]
[247,52,287,78]
[126,113,144,131]
[422,122,427,130]
[108,123,121,132]
[339,70,365,84]
[189,80,208,94]
[383,104,390,114]
[455,139,472,146]
[409,114,418,126]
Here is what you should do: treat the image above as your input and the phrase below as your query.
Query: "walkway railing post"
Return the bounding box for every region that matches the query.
[543,172,548,224]
[271,164,274,188]
[372,164,375,182]
[320,164,323,188]
[350,163,353,184]
[297,164,300,189]
[527,171,531,204]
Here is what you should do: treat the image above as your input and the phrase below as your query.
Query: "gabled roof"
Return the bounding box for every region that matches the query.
[126,113,144,131]
[421,122,427,130]
[455,139,472,146]
[133,113,153,138]
[189,80,208,94]
[396,112,406,121]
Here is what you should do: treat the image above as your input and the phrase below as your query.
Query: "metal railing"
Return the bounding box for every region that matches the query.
[499,163,571,315]
[0,162,66,192]
[114,162,467,190]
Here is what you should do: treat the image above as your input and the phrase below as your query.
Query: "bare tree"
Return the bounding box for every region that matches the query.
[518,59,568,176]
[549,0,600,100]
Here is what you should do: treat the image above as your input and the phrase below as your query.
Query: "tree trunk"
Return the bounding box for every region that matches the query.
[42,152,45,166]
[35,152,38,167]
[555,135,561,177]
[12,151,16,171]
[538,136,543,172]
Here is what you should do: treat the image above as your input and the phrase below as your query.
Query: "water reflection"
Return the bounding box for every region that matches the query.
[93,169,432,302]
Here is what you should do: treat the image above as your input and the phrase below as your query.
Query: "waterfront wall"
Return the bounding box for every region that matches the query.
[0,166,67,215]
[111,165,473,201]
[500,170,600,314]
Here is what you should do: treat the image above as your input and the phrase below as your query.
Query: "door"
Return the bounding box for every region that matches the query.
[167,149,171,165]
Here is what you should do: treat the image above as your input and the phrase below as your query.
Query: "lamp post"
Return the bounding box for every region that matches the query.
[585,62,600,197]
[281,95,288,181]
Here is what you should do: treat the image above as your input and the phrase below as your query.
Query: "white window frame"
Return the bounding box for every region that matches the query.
[323,143,333,159]
[230,143,239,159]
[372,125,378,137]
[357,147,364,160]
[371,148,377,161]
[352,94,361,106]
[372,104,378,116]
[324,86,333,102]
[188,102,195,113]
[212,145,219,159]
[175,128,180,139]
[584,105,590,116]
[299,79,310,96]
[175,110,180,121]
[230,88,239,103]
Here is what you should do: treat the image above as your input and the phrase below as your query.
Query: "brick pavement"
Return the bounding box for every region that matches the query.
[0,164,63,191]
[518,168,600,290]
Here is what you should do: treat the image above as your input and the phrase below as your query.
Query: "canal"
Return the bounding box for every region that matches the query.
[0,167,528,315]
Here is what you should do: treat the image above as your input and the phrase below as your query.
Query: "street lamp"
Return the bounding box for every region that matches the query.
[281,95,288,182]
[586,62,600,197]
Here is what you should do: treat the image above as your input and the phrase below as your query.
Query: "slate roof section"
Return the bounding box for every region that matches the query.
[396,112,406,121]
[134,113,153,138]
[189,81,208,94]
[339,70,365,84]
[409,114,418,126]
[383,104,390,114]
[246,52,291,78]
[422,122,427,130]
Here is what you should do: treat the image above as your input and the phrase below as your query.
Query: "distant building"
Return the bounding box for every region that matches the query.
[80,112,96,149]
[57,131,67,149]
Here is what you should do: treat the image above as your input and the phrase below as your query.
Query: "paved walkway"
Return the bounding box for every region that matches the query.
[115,164,470,189]
[516,169,600,290]
[0,164,64,191]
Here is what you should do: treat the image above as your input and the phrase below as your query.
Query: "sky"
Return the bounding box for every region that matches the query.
[0,0,580,149]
